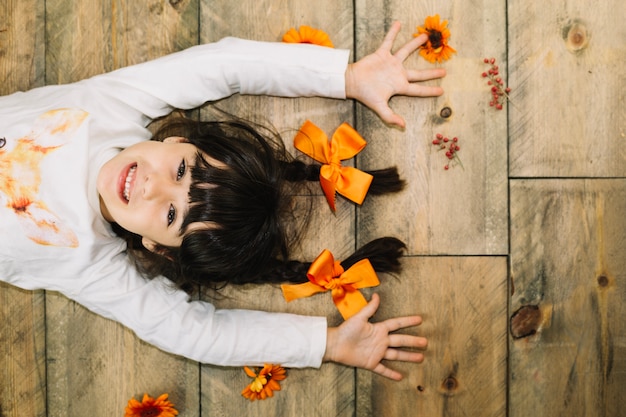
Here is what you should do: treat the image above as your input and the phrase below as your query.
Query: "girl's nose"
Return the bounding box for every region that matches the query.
[142,173,167,201]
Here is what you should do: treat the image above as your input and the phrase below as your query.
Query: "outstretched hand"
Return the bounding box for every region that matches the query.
[345,21,446,128]
[323,293,427,381]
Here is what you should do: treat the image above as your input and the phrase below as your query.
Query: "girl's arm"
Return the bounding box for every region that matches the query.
[85,21,444,126]
[86,37,350,122]
[73,260,328,368]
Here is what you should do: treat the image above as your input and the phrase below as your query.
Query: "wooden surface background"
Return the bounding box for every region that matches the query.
[1,0,624,416]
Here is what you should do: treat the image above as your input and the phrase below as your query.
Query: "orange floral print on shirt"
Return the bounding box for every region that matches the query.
[0,109,87,248]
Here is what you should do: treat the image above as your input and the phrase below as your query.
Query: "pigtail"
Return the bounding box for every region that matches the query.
[282,161,406,196]
[341,237,405,273]
[250,237,406,285]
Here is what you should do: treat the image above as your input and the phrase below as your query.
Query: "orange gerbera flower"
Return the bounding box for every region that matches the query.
[282,25,334,47]
[241,364,287,401]
[125,393,178,417]
[414,14,456,63]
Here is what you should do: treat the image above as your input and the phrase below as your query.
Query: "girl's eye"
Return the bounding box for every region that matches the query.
[177,159,186,181]
[167,204,176,226]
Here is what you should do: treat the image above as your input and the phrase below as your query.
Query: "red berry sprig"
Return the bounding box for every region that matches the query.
[481,57,511,110]
[432,133,462,170]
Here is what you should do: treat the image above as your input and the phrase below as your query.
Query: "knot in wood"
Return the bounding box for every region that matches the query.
[441,375,458,392]
[440,107,452,118]
[597,275,609,287]
[563,21,589,53]
[510,304,541,339]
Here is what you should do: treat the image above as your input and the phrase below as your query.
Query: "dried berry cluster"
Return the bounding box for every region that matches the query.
[482,57,511,110]
[432,133,462,170]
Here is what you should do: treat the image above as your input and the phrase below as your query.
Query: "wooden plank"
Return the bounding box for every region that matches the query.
[198,200,351,415]
[0,2,47,416]
[0,0,45,94]
[42,1,201,415]
[45,0,199,83]
[510,179,626,417]
[0,285,46,417]
[356,256,508,417]
[199,198,357,416]
[46,296,200,416]
[508,1,626,177]
[199,0,354,157]
[198,3,357,414]
[354,0,508,256]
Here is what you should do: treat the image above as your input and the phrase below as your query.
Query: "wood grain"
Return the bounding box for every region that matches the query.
[200,271,354,417]
[510,179,626,417]
[45,0,199,83]
[199,0,354,156]
[0,0,45,94]
[41,1,202,415]
[0,2,46,416]
[0,285,46,417]
[354,0,508,256]
[356,256,508,417]
[508,1,626,177]
[46,296,200,415]
[198,2,359,413]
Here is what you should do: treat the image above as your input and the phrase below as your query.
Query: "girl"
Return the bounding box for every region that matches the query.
[0,22,445,380]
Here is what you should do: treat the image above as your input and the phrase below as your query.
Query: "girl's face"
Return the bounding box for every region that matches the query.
[97,137,208,249]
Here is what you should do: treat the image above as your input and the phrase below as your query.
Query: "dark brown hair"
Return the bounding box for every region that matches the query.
[113,115,406,294]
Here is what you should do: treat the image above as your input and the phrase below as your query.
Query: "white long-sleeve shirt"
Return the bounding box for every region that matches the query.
[0,37,350,367]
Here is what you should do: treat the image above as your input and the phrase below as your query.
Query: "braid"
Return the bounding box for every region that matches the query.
[250,237,406,284]
[282,160,405,196]
[282,160,320,182]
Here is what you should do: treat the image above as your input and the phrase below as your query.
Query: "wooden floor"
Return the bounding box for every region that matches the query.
[1,0,625,416]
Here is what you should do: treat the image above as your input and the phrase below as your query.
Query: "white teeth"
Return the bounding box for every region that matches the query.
[123,166,136,201]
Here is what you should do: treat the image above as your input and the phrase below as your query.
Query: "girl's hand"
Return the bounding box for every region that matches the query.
[345,21,446,128]
[323,293,427,381]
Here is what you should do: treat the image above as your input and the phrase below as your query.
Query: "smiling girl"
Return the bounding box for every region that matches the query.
[0,22,444,379]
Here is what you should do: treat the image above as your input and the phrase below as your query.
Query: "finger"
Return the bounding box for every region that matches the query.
[394,33,428,61]
[379,21,402,53]
[357,292,381,319]
[388,334,428,349]
[384,315,423,332]
[373,363,403,381]
[374,105,406,128]
[404,84,444,97]
[406,67,447,82]
[384,348,425,363]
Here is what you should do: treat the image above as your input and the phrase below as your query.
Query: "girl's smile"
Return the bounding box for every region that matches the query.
[120,163,137,203]
[97,137,202,248]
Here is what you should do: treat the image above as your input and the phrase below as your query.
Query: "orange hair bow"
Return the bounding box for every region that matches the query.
[281,249,379,320]
[294,120,373,211]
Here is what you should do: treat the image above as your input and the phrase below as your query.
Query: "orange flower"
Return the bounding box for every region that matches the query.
[282,25,334,47]
[125,393,178,417]
[241,364,287,401]
[414,14,456,63]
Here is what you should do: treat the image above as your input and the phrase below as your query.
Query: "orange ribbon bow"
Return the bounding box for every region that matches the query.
[281,249,380,320]
[294,120,373,211]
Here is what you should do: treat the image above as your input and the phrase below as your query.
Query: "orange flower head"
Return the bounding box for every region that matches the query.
[125,393,178,417]
[414,14,456,63]
[282,25,334,47]
[241,364,287,401]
